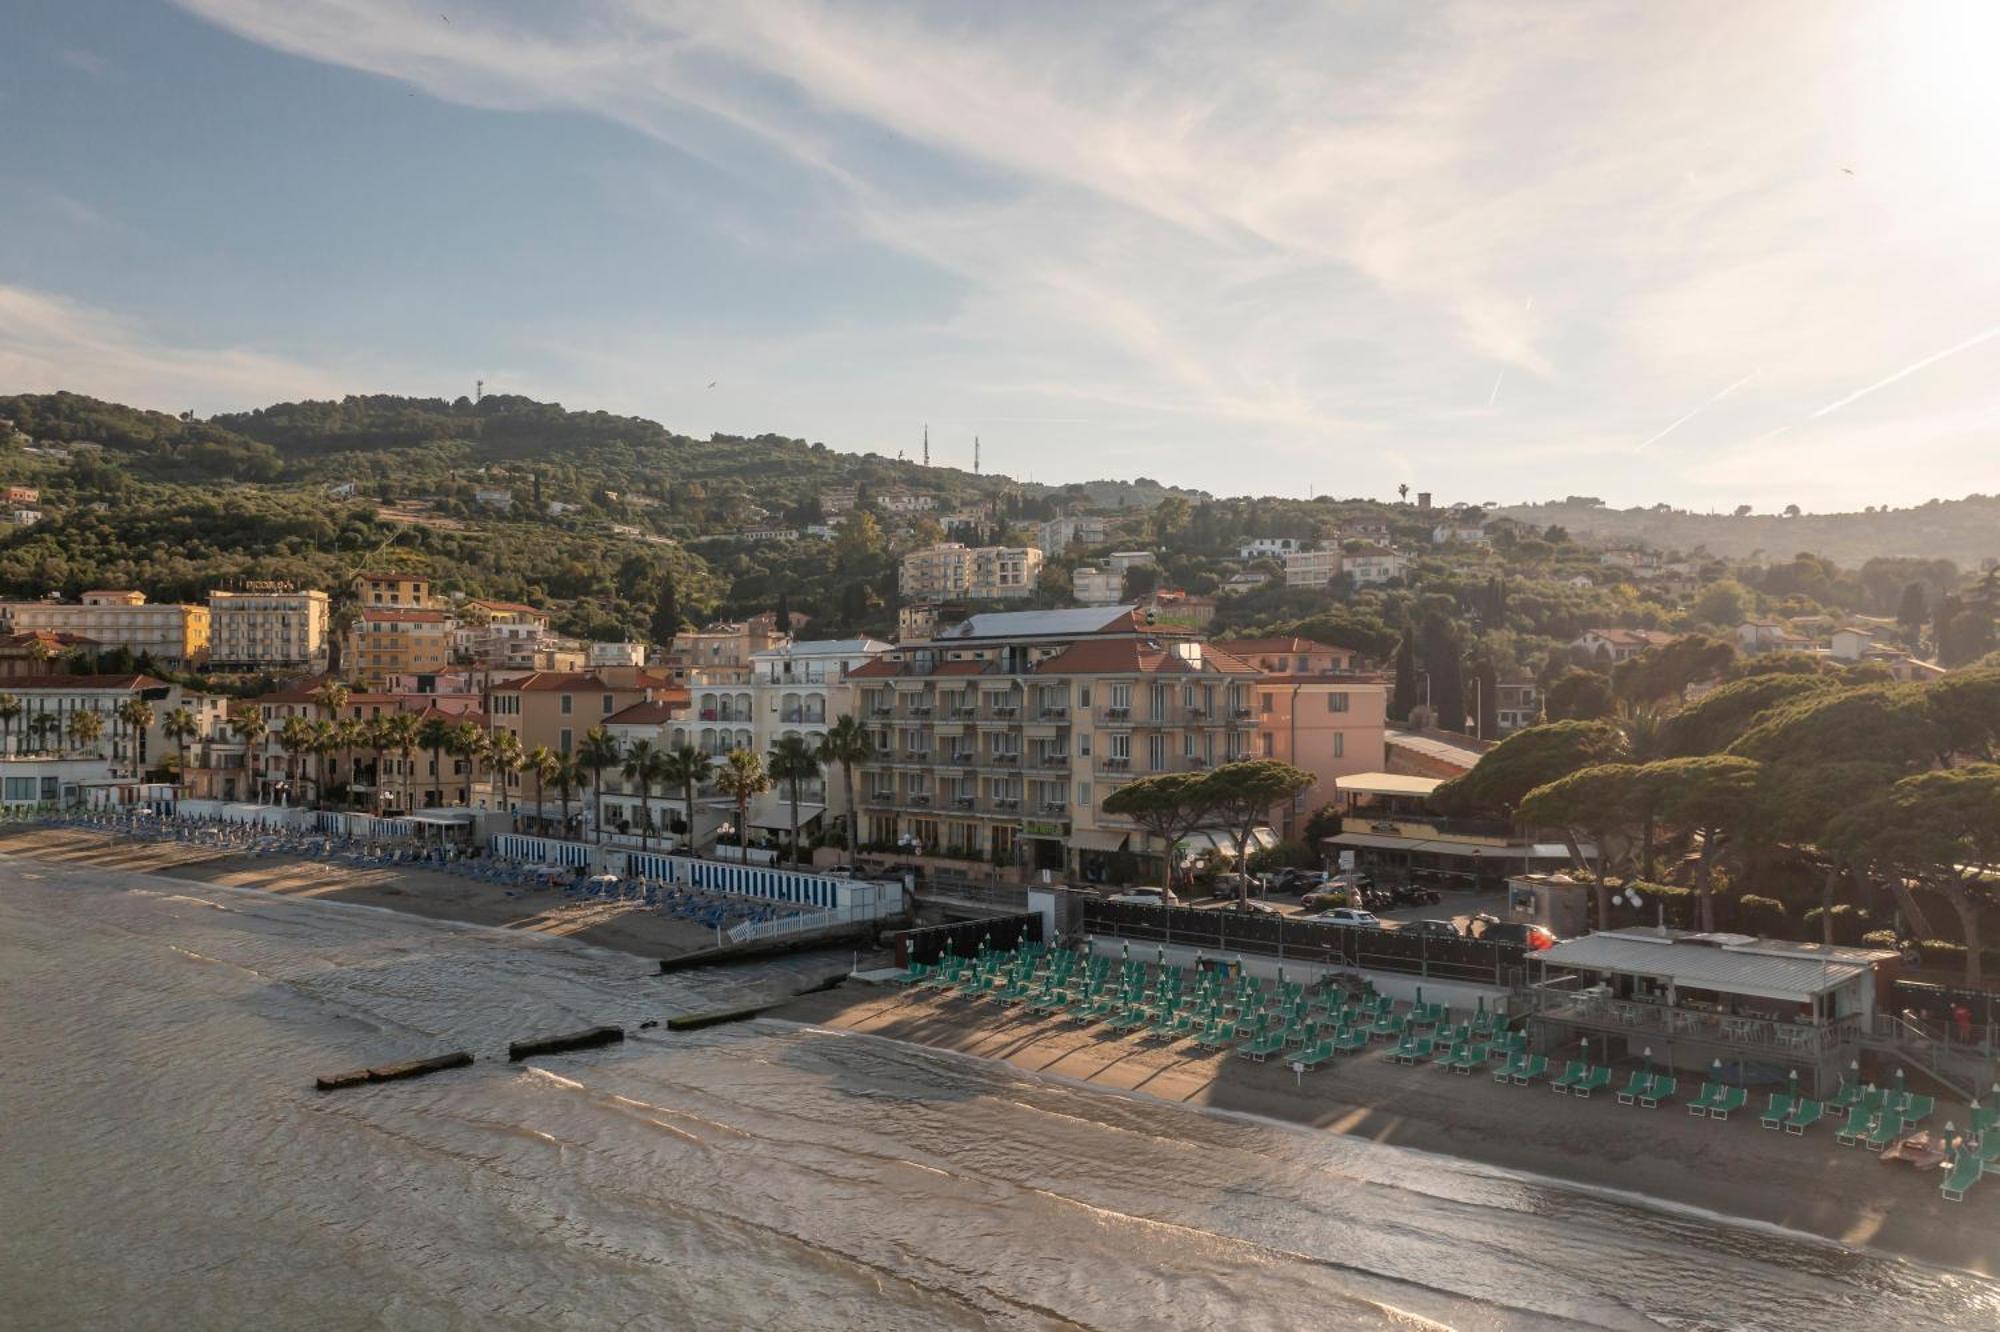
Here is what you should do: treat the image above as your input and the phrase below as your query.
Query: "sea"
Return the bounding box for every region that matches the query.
[2,854,1995,1331]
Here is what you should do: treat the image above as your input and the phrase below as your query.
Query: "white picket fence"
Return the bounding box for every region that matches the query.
[727,901,896,945]
[491,833,593,868]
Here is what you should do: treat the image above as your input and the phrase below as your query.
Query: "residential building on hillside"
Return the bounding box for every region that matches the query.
[1106,551,1156,576]
[846,607,1274,881]
[1343,545,1409,586]
[2,592,210,667]
[487,669,684,764]
[587,641,647,668]
[1072,567,1123,606]
[1570,627,1675,664]
[4,508,42,528]
[1495,676,1541,733]
[474,488,513,511]
[819,485,859,515]
[344,609,452,688]
[1221,571,1271,595]
[1238,537,1306,559]
[671,620,790,682]
[900,543,1045,601]
[207,588,330,672]
[879,489,937,514]
[1282,546,1342,589]
[896,601,967,643]
[1431,521,1489,544]
[1735,619,1816,654]
[353,572,432,608]
[5,486,39,505]
[1038,514,1111,554]
[1135,589,1215,630]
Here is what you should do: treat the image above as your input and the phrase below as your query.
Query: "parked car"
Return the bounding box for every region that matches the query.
[1468,919,1559,950]
[1271,868,1329,893]
[821,864,856,879]
[1308,907,1383,929]
[1106,886,1182,907]
[1399,919,1462,938]
[1223,898,1283,915]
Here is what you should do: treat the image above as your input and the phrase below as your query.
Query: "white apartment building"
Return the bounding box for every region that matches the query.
[971,546,1043,600]
[1039,514,1111,555]
[206,589,331,672]
[1283,546,1342,589]
[1238,537,1305,559]
[1344,545,1410,586]
[1072,567,1123,606]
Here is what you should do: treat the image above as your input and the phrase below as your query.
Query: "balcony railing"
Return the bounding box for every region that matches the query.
[985,753,1019,766]
[1038,754,1070,768]
[1516,987,1856,1057]
[1104,706,1132,721]
[1037,706,1069,721]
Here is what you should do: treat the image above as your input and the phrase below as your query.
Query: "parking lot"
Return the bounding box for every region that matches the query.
[1185,880,1512,936]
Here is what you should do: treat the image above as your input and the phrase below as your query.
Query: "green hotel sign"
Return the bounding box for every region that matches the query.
[1022,820,1069,838]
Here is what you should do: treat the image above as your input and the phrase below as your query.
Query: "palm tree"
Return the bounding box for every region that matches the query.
[381,712,422,813]
[416,714,453,810]
[330,718,367,806]
[162,706,200,789]
[817,715,873,852]
[621,738,668,852]
[359,716,392,811]
[715,748,772,861]
[447,720,487,806]
[525,745,559,834]
[278,716,316,806]
[115,697,153,776]
[307,719,341,809]
[577,726,622,842]
[552,753,585,839]
[485,728,525,815]
[66,708,105,756]
[0,692,19,756]
[767,735,821,868]
[661,744,712,854]
[229,706,268,800]
[309,678,350,722]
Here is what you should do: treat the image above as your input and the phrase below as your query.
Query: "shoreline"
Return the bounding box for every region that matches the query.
[0,825,721,961]
[766,982,1999,1277]
[5,822,1991,1281]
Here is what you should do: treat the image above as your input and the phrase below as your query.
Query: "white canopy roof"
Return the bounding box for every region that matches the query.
[1334,772,1443,798]
[1536,929,1886,1002]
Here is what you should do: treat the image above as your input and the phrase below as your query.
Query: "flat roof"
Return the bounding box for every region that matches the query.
[1334,771,1441,797]
[1536,929,1888,1001]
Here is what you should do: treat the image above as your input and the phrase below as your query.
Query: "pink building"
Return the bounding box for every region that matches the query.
[1251,673,1388,841]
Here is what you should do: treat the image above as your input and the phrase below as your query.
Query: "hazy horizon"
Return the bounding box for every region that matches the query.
[6,2,2000,511]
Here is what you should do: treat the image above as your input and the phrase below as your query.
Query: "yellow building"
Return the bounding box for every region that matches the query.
[344,608,452,687]
[2,591,210,667]
[207,589,330,672]
[353,572,432,609]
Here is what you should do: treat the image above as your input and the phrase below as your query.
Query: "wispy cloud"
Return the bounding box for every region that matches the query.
[0,285,347,409]
[38,0,1996,505]
[58,48,112,79]
[1809,324,2000,420]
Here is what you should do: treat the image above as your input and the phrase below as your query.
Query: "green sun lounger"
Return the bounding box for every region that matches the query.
[1241,1030,1288,1061]
[1512,1053,1549,1085]
[1829,1079,1863,1110]
[1941,1151,1984,1202]
[1974,1103,2000,1136]
[1686,1081,1717,1116]
[1977,1137,2000,1166]
[1640,1075,1676,1109]
[1865,1114,1900,1150]
[1574,1065,1612,1098]
[1709,1086,1747,1120]
[1393,1035,1435,1065]
[1385,1032,1416,1062]
[1835,1106,1873,1145]
[1433,1040,1465,1068]
[1197,1020,1239,1051]
[1900,1094,1935,1130]
[1784,1098,1823,1135]
[1494,1052,1526,1083]
[1760,1093,1796,1130]
[1294,1039,1337,1069]
[1109,1008,1149,1033]
[1333,1027,1369,1054]
[1449,1042,1490,1075]
[1617,1070,1654,1106]
[1550,1060,1587,1094]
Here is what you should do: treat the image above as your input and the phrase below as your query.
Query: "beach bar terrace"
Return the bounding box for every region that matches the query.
[1523,928,1899,1095]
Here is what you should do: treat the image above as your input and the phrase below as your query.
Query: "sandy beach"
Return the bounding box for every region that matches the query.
[0,825,725,960]
[770,982,2000,1276]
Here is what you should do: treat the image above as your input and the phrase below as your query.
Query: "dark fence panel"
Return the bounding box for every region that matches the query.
[891,912,1043,967]
[1080,900,1523,984]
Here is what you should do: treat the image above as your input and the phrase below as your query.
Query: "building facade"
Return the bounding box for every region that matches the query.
[207,589,331,672]
[1282,547,1342,589]
[344,609,452,688]
[3,592,210,667]
[1072,567,1123,606]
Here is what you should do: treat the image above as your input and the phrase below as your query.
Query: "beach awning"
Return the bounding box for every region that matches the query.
[744,794,826,830]
[1069,829,1133,853]
[1537,932,1871,1002]
[1328,832,1423,851]
[1333,772,1443,798]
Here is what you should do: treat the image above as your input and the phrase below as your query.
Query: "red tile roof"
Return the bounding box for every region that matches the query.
[1,673,171,691]
[1032,640,1258,676]
[1217,637,1353,657]
[357,608,449,623]
[604,699,687,726]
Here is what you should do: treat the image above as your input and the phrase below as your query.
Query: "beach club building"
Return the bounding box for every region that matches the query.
[1520,928,1901,1096]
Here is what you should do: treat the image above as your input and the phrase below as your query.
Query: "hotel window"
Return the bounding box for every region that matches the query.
[602,693,615,714]
[1327,692,1350,713]
[1109,734,1131,761]
[1147,734,1167,770]
[1333,733,1345,758]
[560,695,573,715]
[1261,733,1274,757]
[1260,692,1274,714]
[1076,782,1091,807]
[560,729,573,754]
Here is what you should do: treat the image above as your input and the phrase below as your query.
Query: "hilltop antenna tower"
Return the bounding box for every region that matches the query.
[974,435,980,474]
[923,424,930,468]
[475,378,484,403]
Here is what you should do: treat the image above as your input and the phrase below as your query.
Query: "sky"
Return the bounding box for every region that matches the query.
[4,1,1999,512]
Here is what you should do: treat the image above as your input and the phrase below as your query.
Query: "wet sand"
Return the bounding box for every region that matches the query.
[771,983,2000,1276]
[0,825,722,959]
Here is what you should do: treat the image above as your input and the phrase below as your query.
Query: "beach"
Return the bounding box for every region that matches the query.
[773,976,1998,1276]
[3,822,1997,1322]
[0,824,724,959]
